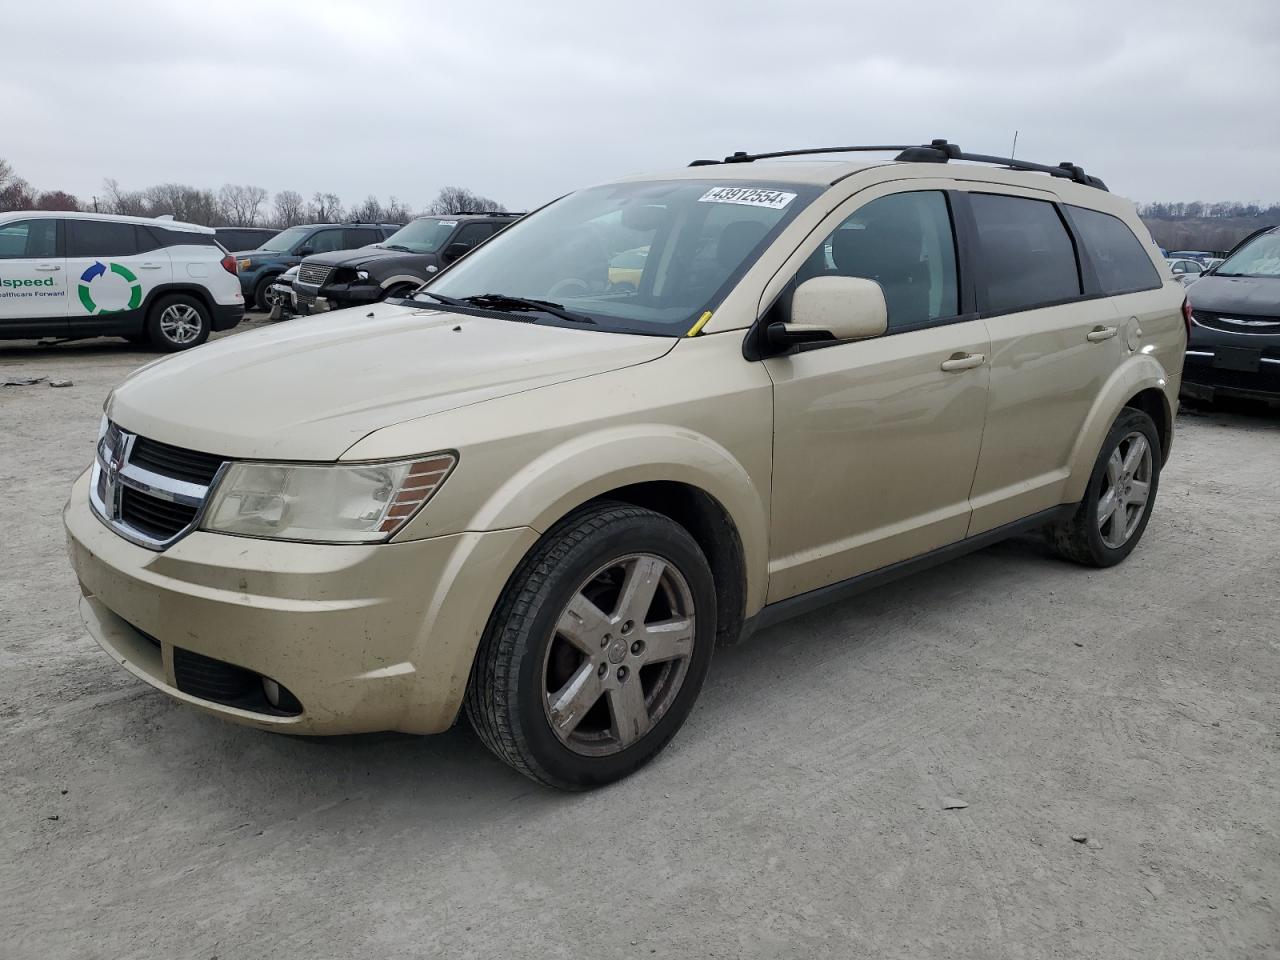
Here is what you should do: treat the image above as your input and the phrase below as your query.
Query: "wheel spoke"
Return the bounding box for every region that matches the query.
[1128,478,1150,507]
[614,555,664,625]
[640,616,694,665]
[1096,487,1119,530]
[546,661,605,737]
[1106,449,1124,487]
[1122,435,1148,476]
[556,593,611,655]
[607,675,651,747]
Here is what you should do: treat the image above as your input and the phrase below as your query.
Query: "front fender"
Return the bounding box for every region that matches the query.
[1063,354,1175,502]
[467,425,770,614]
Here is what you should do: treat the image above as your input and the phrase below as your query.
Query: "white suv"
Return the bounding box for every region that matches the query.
[0,211,244,350]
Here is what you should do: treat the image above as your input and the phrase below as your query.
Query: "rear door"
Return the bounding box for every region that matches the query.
[958,188,1123,534]
[65,219,172,336]
[0,217,66,335]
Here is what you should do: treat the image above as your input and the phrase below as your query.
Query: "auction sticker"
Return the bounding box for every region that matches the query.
[698,186,796,209]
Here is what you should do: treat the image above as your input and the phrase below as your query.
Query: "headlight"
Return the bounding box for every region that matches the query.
[356,270,371,282]
[238,259,253,271]
[201,454,456,543]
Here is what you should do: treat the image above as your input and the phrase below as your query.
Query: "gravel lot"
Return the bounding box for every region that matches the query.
[2,319,1277,959]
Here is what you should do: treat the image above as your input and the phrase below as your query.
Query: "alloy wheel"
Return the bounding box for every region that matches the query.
[159,304,204,345]
[542,553,696,757]
[1097,431,1153,549]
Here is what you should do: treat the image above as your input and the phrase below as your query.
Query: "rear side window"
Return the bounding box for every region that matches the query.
[344,228,381,247]
[67,219,139,258]
[970,193,1081,314]
[1065,205,1161,295]
[155,228,217,248]
[0,219,57,258]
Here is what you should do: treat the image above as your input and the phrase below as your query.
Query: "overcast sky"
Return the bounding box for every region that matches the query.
[4,0,1277,211]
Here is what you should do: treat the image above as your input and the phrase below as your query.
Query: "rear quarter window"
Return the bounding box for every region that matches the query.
[1065,205,1162,295]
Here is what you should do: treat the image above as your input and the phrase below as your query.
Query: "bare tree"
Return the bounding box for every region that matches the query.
[272,189,305,228]
[384,196,413,224]
[351,194,386,223]
[308,192,344,222]
[218,184,269,225]
[0,177,36,212]
[0,158,13,192]
[144,183,221,225]
[426,186,506,215]
[102,178,149,217]
[34,190,80,211]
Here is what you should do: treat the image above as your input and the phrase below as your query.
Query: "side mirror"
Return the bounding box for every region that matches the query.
[442,241,471,263]
[296,245,314,257]
[769,276,888,349]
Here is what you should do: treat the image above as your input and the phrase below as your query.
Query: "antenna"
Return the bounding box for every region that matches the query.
[1011,130,1019,160]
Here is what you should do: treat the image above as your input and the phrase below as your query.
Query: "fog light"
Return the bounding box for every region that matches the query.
[263,677,281,707]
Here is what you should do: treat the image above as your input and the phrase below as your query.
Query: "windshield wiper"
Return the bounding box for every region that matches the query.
[413,290,467,306]
[383,244,413,253]
[462,293,597,325]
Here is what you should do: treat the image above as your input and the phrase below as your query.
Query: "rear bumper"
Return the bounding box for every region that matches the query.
[211,302,244,331]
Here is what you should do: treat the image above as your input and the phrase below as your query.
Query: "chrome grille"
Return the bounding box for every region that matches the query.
[1192,310,1280,336]
[296,263,332,286]
[90,422,226,550]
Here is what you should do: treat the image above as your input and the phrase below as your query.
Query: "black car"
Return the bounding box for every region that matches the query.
[292,213,521,314]
[213,226,279,252]
[1183,225,1280,403]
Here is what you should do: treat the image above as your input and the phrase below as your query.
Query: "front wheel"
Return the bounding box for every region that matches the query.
[253,275,279,312]
[1050,408,1161,567]
[146,294,211,352]
[465,502,716,789]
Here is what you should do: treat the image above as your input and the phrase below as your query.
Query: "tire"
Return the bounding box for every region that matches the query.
[465,501,717,790]
[253,275,279,312]
[1050,408,1161,567]
[381,282,418,301]
[146,294,211,352]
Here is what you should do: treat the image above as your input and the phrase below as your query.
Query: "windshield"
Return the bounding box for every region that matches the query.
[421,179,820,335]
[259,226,311,253]
[1216,231,1280,277]
[381,218,459,254]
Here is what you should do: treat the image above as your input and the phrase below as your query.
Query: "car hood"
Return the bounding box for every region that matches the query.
[303,247,428,269]
[1187,274,1280,315]
[108,305,675,460]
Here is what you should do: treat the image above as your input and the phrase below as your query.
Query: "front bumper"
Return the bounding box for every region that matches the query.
[1182,348,1280,401]
[64,470,537,735]
[294,281,382,315]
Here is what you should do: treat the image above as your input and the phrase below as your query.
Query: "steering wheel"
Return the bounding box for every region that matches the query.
[548,277,591,298]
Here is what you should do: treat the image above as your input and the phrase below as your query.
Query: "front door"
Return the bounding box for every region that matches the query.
[765,188,991,602]
[0,218,67,336]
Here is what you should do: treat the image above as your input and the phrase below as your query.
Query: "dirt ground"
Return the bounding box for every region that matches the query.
[2,319,1277,959]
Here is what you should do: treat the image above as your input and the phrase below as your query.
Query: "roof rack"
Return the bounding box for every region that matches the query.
[449,210,524,217]
[688,138,1108,191]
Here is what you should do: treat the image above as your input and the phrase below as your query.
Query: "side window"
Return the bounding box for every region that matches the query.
[452,223,495,250]
[970,193,1080,314]
[344,228,380,247]
[800,191,959,331]
[135,226,165,254]
[0,219,57,259]
[305,229,346,254]
[1064,205,1162,295]
[67,219,140,258]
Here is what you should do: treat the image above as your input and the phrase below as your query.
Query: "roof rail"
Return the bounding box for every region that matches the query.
[689,138,1108,191]
[449,210,524,217]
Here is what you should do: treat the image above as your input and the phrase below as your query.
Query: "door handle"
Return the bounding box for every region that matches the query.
[1087,326,1118,342]
[35,264,62,271]
[940,352,986,372]
[139,263,163,270]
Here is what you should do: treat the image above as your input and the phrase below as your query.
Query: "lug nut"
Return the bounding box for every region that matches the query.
[620,620,634,636]
[630,640,644,656]
[597,663,608,678]
[616,666,628,682]
[600,634,611,648]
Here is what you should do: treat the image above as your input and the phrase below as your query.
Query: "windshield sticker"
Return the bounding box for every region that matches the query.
[698,186,796,210]
[438,220,458,227]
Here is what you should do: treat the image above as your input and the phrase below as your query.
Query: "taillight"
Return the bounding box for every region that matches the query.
[1181,297,1193,339]
[221,254,237,276]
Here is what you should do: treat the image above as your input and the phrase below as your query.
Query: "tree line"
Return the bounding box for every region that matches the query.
[1138,200,1279,254]
[0,158,506,227]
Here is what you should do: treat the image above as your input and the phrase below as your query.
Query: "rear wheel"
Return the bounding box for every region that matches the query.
[1050,408,1161,567]
[146,294,210,352]
[465,502,716,789]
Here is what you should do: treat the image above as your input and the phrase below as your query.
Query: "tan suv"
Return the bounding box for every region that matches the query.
[65,140,1187,789]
